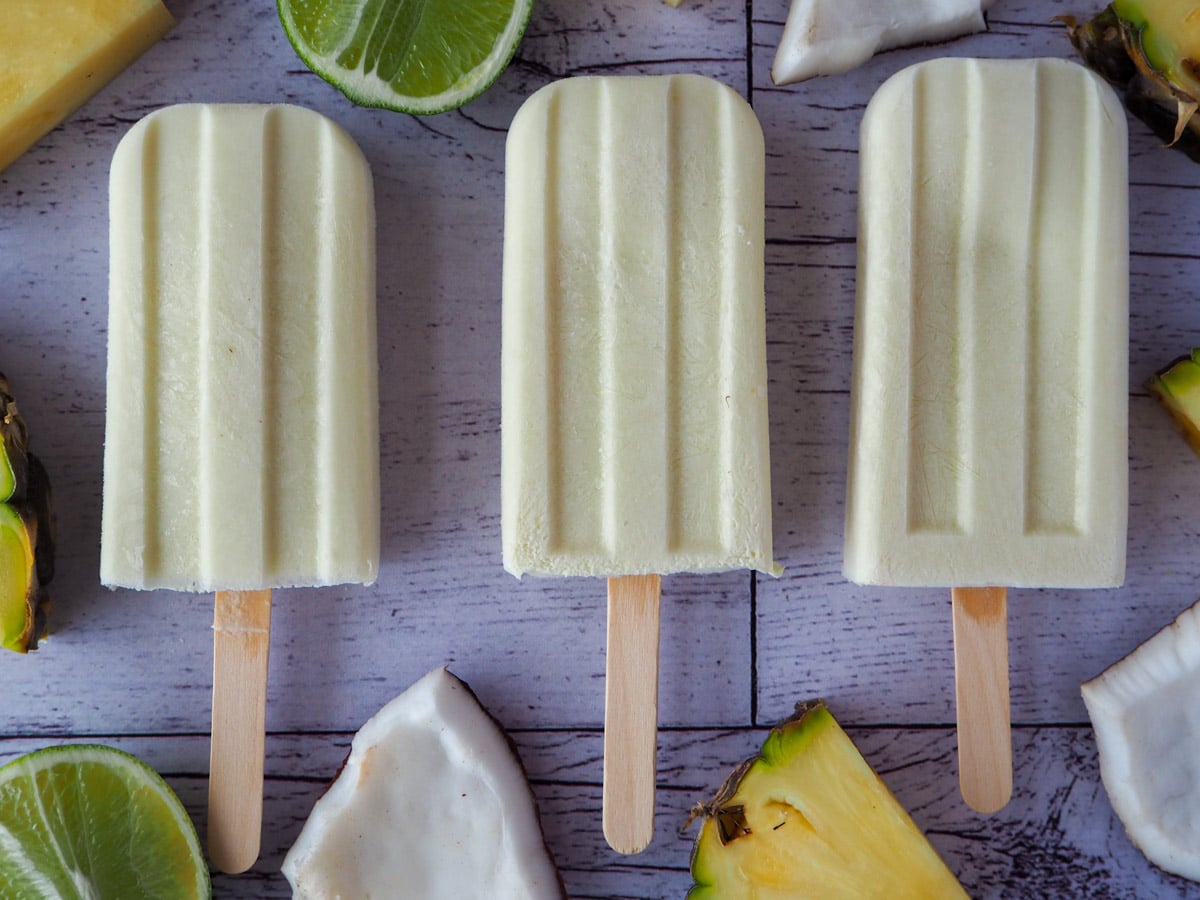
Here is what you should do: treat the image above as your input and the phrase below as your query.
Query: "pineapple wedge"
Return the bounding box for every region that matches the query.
[1149,350,1200,456]
[687,701,967,899]
[1062,1,1200,160]
[0,376,53,653]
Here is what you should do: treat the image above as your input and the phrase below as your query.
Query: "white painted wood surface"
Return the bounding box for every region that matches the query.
[0,0,1196,896]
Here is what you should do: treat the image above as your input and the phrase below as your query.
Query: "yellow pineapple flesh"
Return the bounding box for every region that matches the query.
[0,0,173,172]
[687,701,967,899]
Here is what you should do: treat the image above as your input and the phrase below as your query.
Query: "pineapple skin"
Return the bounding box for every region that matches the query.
[1062,3,1200,161]
[687,701,968,900]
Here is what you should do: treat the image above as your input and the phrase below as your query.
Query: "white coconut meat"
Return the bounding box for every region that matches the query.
[282,668,564,899]
[771,0,994,85]
[1083,599,1200,882]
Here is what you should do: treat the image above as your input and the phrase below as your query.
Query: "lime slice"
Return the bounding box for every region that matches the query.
[277,0,534,114]
[0,745,210,898]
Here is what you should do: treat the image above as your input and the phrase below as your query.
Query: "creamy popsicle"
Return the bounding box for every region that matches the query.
[102,104,378,871]
[502,74,776,579]
[502,74,777,854]
[844,58,1128,810]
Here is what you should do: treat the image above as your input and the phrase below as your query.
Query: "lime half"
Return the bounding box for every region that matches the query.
[277,0,535,114]
[0,744,209,899]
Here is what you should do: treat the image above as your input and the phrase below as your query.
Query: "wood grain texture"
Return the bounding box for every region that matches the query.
[208,589,272,874]
[953,586,1013,815]
[2,725,1195,898]
[603,575,662,855]
[0,0,1195,896]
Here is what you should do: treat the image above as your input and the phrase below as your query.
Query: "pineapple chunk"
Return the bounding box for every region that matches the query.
[0,376,54,653]
[0,0,173,173]
[1149,350,1200,456]
[0,505,35,654]
[1062,2,1200,159]
[687,701,967,899]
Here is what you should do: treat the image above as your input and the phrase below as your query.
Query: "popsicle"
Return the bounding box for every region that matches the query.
[844,58,1128,812]
[101,104,379,872]
[502,74,777,854]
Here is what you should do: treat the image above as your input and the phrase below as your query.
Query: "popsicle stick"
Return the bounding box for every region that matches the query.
[208,589,272,873]
[603,574,662,855]
[951,586,1012,814]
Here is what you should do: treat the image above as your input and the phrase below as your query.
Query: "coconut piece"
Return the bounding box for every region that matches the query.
[1083,599,1200,882]
[282,668,564,899]
[771,0,993,85]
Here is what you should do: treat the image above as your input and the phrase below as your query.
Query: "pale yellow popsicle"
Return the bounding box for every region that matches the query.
[502,73,776,855]
[101,104,379,592]
[844,57,1128,814]
[844,57,1128,589]
[101,103,379,873]
[502,74,777,580]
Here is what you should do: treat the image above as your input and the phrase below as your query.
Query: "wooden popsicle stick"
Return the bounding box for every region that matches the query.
[208,589,272,874]
[951,586,1013,814]
[603,574,662,855]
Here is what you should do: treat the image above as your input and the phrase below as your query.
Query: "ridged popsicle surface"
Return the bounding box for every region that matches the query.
[844,58,1128,588]
[502,75,777,578]
[102,104,379,591]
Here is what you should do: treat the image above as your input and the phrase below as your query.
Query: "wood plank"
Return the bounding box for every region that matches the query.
[1,725,1193,898]
[0,0,1196,896]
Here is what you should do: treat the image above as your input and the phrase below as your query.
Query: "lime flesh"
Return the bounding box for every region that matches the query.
[277,0,534,114]
[0,745,209,899]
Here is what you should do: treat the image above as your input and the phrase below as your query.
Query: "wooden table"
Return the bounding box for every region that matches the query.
[2,0,1197,896]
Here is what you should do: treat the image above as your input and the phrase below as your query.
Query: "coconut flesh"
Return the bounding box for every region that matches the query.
[771,0,994,85]
[282,667,564,899]
[1083,599,1200,882]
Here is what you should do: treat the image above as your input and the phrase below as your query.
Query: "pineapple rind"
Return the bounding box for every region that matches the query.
[687,701,967,899]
